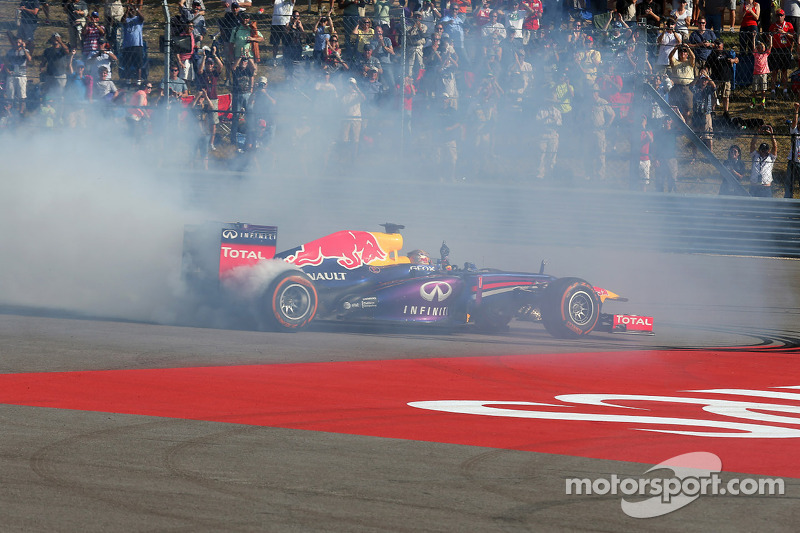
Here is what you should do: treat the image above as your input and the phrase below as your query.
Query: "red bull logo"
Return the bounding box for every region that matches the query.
[285,231,388,270]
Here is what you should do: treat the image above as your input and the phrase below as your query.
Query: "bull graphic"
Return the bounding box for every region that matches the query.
[286,231,387,269]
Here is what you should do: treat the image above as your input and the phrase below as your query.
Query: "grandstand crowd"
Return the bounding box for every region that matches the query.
[3,0,800,193]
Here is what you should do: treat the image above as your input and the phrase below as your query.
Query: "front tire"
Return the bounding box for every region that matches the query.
[262,272,318,330]
[541,277,600,339]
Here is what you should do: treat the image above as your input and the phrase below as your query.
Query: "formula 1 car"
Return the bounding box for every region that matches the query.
[182,222,654,338]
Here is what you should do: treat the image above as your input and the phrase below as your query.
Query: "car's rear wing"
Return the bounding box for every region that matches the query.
[183,222,278,287]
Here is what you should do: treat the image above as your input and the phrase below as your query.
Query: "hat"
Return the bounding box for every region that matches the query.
[778,8,785,14]
[348,77,358,84]
[759,142,770,151]
[363,44,373,51]
[257,75,268,85]
[91,10,99,17]
[585,35,593,43]
[51,32,61,39]
[240,11,250,17]
[192,1,202,5]
[74,60,85,68]
[231,1,239,7]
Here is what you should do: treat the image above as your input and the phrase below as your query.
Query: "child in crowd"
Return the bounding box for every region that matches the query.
[751,36,771,109]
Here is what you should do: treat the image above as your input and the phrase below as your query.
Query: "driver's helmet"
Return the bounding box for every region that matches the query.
[407,249,431,265]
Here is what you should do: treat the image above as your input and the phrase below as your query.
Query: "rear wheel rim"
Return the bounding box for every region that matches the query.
[280,283,312,321]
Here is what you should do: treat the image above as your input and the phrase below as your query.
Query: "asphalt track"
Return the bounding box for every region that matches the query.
[1,251,800,532]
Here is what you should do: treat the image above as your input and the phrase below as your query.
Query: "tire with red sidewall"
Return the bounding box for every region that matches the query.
[263,272,318,330]
[541,277,600,339]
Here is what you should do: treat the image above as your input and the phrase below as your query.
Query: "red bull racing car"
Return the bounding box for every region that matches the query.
[182,222,654,339]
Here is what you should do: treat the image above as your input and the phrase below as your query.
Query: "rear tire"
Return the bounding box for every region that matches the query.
[541,277,600,339]
[262,272,318,330]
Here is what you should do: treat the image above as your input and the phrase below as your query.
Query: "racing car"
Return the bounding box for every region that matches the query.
[182,222,654,338]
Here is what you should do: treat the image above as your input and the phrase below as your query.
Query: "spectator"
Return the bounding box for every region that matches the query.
[637,0,663,49]
[419,0,440,39]
[231,56,256,119]
[748,124,777,197]
[656,19,682,74]
[17,0,41,52]
[751,35,771,108]
[340,77,365,162]
[584,85,615,180]
[314,69,338,111]
[633,113,654,190]
[670,0,692,40]
[481,11,506,43]
[94,65,118,101]
[248,76,277,149]
[474,0,492,30]
[724,0,737,31]
[653,115,679,192]
[313,15,333,65]
[351,18,375,56]
[196,51,223,149]
[437,98,461,182]
[404,11,427,77]
[786,0,800,45]
[535,99,561,179]
[357,44,383,80]
[739,0,760,53]
[520,0,544,45]
[691,71,716,151]
[161,63,189,101]
[769,9,794,91]
[218,3,240,67]
[64,57,92,126]
[704,0,727,34]
[285,11,305,70]
[370,24,395,90]
[231,12,260,60]
[271,0,295,64]
[103,0,125,38]
[505,48,532,100]
[574,35,602,88]
[324,34,350,75]
[553,71,574,124]
[191,89,214,168]
[785,101,800,197]
[3,34,32,114]
[688,17,716,71]
[668,45,695,121]
[183,0,206,43]
[339,0,361,53]
[82,11,105,59]
[374,0,393,27]
[722,144,746,184]
[85,39,117,81]
[439,9,465,62]
[706,38,737,119]
[120,4,145,80]
[66,0,88,51]
[504,0,527,43]
[40,32,69,97]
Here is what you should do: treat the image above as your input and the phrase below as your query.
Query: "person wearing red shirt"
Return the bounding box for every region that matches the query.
[769,9,794,90]
[521,0,543,33]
